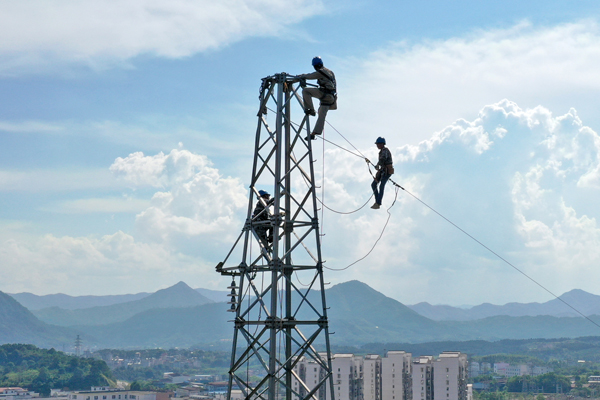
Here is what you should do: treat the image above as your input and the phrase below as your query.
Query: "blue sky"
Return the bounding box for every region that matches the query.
[2,0,600,306]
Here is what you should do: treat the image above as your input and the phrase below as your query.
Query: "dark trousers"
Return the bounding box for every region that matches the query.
[371,172,390,205]
[256,227,273,248]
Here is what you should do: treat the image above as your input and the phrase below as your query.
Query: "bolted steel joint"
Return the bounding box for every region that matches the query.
[318,316,328,328]
[311,217,319,229]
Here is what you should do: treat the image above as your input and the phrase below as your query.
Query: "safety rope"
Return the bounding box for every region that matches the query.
[317,194,374,215]
[320,129,326,239]
[325,120,369,159]
[323,185,400,271]
[399,185,600,330]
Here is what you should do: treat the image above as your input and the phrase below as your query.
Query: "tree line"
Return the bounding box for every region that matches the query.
[0,344,113,396]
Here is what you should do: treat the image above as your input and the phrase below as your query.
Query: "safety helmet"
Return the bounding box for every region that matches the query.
[375,137,386,145]
[312,56,323,68]
[258,190,270,197]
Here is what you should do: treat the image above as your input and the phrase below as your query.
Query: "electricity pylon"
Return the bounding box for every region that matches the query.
[74,335,82,357]
[216,73,334,400]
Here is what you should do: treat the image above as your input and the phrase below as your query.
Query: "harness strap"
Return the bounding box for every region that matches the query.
[317,69,336,93]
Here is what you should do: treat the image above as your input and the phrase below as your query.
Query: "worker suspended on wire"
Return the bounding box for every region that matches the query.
[252,190,274,249]
[296,56,337,140]
[371,137,394,209]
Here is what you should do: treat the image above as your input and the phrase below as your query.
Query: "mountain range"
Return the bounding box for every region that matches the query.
[408,289,600,320]
[3,280,600,349]
[31,281,213,326]
[10,285,228,310]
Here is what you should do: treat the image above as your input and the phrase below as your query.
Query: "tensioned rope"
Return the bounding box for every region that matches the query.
[399,186,600,329]
[322,185,400,272]
[271,105,374,214]
[317,120,600,330]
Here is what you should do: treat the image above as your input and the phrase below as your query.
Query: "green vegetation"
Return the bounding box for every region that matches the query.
[356,336,600,361]
[505,373,570,393]
[473,394,551,400]
[0,344,113,396]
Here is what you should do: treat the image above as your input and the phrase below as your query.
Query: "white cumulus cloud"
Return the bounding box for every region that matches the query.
[314,100,600,305]
[111,148,248,246]
[0,0,324,73]
[337,20,600,146]
[0,231,201,295]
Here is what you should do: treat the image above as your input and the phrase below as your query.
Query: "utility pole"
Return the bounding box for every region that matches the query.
[217,73,334,400]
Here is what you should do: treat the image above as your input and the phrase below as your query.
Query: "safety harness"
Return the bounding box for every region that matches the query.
[317,69,337,106]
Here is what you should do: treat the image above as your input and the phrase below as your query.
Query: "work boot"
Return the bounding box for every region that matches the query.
[305,109,316,116]
[371,203,380,209]
[305,134,316,141]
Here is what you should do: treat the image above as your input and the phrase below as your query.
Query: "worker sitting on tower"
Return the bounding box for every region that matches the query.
[252,190,274,248]
[296,56,337,140]
[371,137,394,210]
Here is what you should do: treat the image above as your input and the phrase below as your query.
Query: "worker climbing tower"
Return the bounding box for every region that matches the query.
[216,73,335,400]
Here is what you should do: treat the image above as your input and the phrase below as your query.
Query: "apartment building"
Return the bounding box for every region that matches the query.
[381,351,412,400]
[433,352,468,400]
[363,355,381,400]
[412,356,434,400]
[292,355,327,400]
[327,354,362,400]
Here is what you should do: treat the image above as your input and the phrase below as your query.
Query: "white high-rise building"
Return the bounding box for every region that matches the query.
[412,356,434,400]
[292,353,362,400]
[363,354,381,400]
[381,351,412,400]
[433,351,468,400]
[292,356,326,400]
[326,354,362,400]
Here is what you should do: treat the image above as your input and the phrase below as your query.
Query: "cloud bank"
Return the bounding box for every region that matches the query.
[316,100,600,304]
[110,149,247,245]
[2,104,599,304]
[339,20,600,145]
[0,0,324,73]
[1,148,248,295]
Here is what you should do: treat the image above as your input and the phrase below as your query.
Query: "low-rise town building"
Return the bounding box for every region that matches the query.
[0,388,37,400]
[68,390,170,400]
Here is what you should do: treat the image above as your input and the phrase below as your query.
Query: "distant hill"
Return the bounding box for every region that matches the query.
[78,302,232,348]
[322,281,465,344]
[408,289,600,320]
[195,288,229,303]
[76,280,449,348]
[32,281,213,327]
[354,336,600,362]
[10,291,150,310]
[408,302,472,321]
[0,291,77,348]
[321,282,600,344]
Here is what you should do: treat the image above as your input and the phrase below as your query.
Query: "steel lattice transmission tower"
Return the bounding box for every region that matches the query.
[216,73,335,400]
